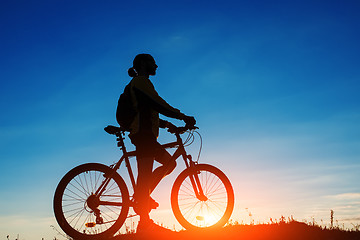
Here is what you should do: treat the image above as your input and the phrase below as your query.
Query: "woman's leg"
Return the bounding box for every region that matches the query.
[132,135,156,222]
[150,145,177,194]
[136,155,154,222]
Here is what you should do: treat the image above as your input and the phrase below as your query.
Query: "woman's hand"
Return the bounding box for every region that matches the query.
[183,116,196,127]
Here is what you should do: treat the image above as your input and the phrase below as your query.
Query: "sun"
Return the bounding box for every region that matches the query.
[195,210,219,227]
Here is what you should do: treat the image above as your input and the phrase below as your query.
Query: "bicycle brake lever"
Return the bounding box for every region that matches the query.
[186,125,198,131]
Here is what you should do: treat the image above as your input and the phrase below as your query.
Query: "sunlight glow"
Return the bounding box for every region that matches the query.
[196,212,219,227]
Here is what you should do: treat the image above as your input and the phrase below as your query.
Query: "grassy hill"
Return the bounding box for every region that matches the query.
[112,221,360,240]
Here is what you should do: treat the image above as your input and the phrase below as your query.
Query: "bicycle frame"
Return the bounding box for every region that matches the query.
[94,129,207,209]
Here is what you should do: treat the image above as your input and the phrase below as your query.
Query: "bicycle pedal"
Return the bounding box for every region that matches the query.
[85,222,96,228]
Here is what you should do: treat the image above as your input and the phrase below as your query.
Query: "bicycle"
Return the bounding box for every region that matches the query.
[53,125,234,239]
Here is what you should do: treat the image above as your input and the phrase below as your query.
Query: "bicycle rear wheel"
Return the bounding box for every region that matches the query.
[171,164,234,230]
[53,163,129,240]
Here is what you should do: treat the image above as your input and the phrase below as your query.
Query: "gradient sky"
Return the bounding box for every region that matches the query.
[1,0,360,239]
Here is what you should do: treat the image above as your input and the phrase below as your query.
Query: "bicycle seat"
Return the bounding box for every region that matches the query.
[104,125,127,135]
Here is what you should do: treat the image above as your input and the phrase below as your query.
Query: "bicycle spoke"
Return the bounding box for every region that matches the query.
[83,172,91,195]
[64,188,87,202]
[205,201,224,217]
[62,201,83,208]
[63,205,84,215]
[182,201,201,219]
[73,207,87,231]
[94,170,103,190]
[103,204,121,215]
[178,196,199,201]
[204,175,218,196]
[103,180,116,195]
[105,182,121,195]
[67,206,86,225]
[70,178,89,197]
[73,175,88,197]
[63,192,86,202]
[78,173,90,196]
[179,179,197,197]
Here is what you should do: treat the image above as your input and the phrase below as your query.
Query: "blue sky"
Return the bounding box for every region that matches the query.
[1,0,360,239]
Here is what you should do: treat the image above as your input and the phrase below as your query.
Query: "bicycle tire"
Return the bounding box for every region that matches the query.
[171,164,234,230]
[53,163,129,240]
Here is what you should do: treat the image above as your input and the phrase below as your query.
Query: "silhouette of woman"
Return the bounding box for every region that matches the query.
[120,54,196,232]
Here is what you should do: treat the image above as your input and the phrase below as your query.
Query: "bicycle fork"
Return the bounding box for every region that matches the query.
[186,156,208,201]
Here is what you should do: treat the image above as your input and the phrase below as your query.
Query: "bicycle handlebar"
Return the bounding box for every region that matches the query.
[168,125,198,135]
[104,124,198,136]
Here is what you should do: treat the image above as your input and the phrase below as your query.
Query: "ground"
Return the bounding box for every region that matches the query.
[111,221,360,240]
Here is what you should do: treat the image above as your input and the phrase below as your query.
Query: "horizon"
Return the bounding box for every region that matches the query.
[1,1,360,239]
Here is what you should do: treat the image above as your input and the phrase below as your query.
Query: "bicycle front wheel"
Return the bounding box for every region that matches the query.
[171,164,234,230]
[53,163,129,240]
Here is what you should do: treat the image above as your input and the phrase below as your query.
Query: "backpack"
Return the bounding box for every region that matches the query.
[116,82,136,131]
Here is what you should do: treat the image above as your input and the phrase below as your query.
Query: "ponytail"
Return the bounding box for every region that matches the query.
[128,67,137,77]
